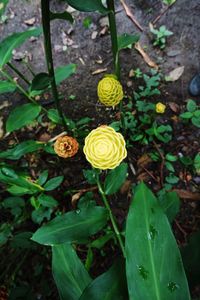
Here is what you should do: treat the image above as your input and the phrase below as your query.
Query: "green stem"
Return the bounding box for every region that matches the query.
[41,0,67,129]
[96,172,126,258]
[7,62,30,85]
[106,0,120,80]
[0,68,48,112]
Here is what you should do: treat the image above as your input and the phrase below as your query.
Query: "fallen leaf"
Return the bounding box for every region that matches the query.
[120,0,143,31]
[91,31,98,40]
[0,117,4,139]
[99,16,109,28]
[168,102,180,113]
[99,26,108,36]
[24,17,36,26]
[0,101,10,110]
[120,180,131,194]
[38,133,51,142]
[137,153,152,168]
[92,68,107,75]
[135,42,158,69]
[173,189,200,201]
[137,172,150,181]
[165,66,185,82]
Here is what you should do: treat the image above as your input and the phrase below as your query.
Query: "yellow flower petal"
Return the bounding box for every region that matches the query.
[83,126,127,170]
[97,76,124,107]
[156,102,166,114]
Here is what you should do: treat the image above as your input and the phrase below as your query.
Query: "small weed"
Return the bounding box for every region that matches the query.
[150,25,173,49]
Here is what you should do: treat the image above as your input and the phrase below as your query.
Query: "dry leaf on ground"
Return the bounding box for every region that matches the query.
[92,68,107,75]
[165,66,185,82]
[173,189,200,201]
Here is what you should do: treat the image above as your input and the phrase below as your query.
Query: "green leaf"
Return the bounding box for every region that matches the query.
[30,72,50,92]
[194,153,200,174]
[159,191,180,222]
[47,108,62,124]
[6,103,41,133]
[90,232,114,249]
[52,243,91,300]
[0,80,16,94]
[43,176,64,191]
[38,194,58,208]
[0,27,42,67]
[80,259,128,300]
[180,112,193,119]
[165,173,179,184]
[118,33,139,51]
[186,99,197,112]
[31,206,109,245]
[32,207,52,225]
[37,170,48,186]
[50,11,74,23]
[104,163,128,195]
[55,64,76,85]
[125,182,190,300]
[11,232,34,249]
[65,0,108,13]
[192,116,200,128]
[165,153,177,162]
[0,0,9,17]
[3,196,25,208]
[0,140,44,160]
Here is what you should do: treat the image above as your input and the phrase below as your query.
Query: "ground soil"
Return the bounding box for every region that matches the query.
[0,0,200,299]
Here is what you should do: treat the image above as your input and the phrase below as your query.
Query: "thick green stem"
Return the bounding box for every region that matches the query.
[0,68,48,109]
[106,0,120,80]
[41,0,67,129]
[7,62,30,85]
[96,172,126,258]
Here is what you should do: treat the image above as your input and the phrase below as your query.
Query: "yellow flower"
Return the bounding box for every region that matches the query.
[54,136,79,158]
[156,102,166,113]
[83,126,127,170]
[97,75,124,107]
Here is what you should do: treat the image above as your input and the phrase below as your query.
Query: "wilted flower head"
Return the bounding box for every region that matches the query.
[54,136,79,158]
[97,75,124,107]
[83,126,127,170]
[156,102,166,113]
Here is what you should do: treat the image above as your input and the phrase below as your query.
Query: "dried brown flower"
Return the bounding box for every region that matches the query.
[54,136,79,158]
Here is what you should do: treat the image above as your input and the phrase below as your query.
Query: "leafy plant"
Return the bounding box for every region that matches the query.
[150,25,173,49]
[180,99,200,128]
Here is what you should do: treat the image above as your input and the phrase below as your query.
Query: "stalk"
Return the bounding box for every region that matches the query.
[41,0,67,129]
[106,0,120,80]
[96,172,126,258]
[7,62,30,85]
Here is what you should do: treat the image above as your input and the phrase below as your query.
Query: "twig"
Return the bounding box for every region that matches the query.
[120,0,143,32]
[153,141,165,187]
[152,3,176,25]
[49,131,67,142]
[131,157,159,184]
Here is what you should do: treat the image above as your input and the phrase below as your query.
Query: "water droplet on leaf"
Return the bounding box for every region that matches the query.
[137,265,149,280]
[167,281,179,292]
[148,224,158,240]
[75,209,81,214]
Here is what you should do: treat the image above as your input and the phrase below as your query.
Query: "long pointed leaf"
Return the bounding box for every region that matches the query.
[65,0,108,13]
[125,182,190,300]
[52,243,91,300]
[32,206,109,245]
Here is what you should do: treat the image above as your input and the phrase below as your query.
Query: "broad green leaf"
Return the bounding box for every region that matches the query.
[6,103,41,133]
[192,116,200,128]
[47,108,62,124]
[159,191,180,222]
[0,167,43,194]
[180,112,193,119]
[55,64,76,85]
[0,80,16,94]
[3,196,25,208]
[80,259,128,300]
[118,33,139,51]
[43,176,64,191]
[50,11,73,23]
[186,99,197,113]
[0,27,42,67]
[125,182,190,300]
[38,194,58,208]
[11,232,34,249]
[52,243,91,300]
[37,170,48,186]
[31,206,109,245]
[104,163,128,195]
[194,153,200,174]
[30,72,50,92]
[65,0,108,13]
[0,0,9,17]
[0,140,44,160]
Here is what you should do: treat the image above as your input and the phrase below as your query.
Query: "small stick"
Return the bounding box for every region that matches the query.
[152,3,175,25]
[153,141,165,187]
[49,131,67,142]
[120,0,143,32]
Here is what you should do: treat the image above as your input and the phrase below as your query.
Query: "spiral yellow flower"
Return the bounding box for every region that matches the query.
[97,75,124,107]
[83,126,127,170]
[156,102,166,114]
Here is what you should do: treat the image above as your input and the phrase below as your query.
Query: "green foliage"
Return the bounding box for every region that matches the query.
[65,0,108,13]
[0,27,42,67]
[52,243,92,300]
[0,80,16,94]
[83,16,92,28]
[125,182,190,300]
[6,103,42,133]
[80,260,128,300]
[104,163,128,195]
[0,0,9,17]
[150,25,173,49]
[117,33,139,51]
[162,0,176,5]
[50,11,74,23]
[32,206,109,245]
[180,99,200,128]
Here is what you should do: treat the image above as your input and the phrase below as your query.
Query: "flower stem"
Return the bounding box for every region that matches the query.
[7,62,30,85]
[106,0,120,80]
[96,172,126,258]
[41,0,67,129]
